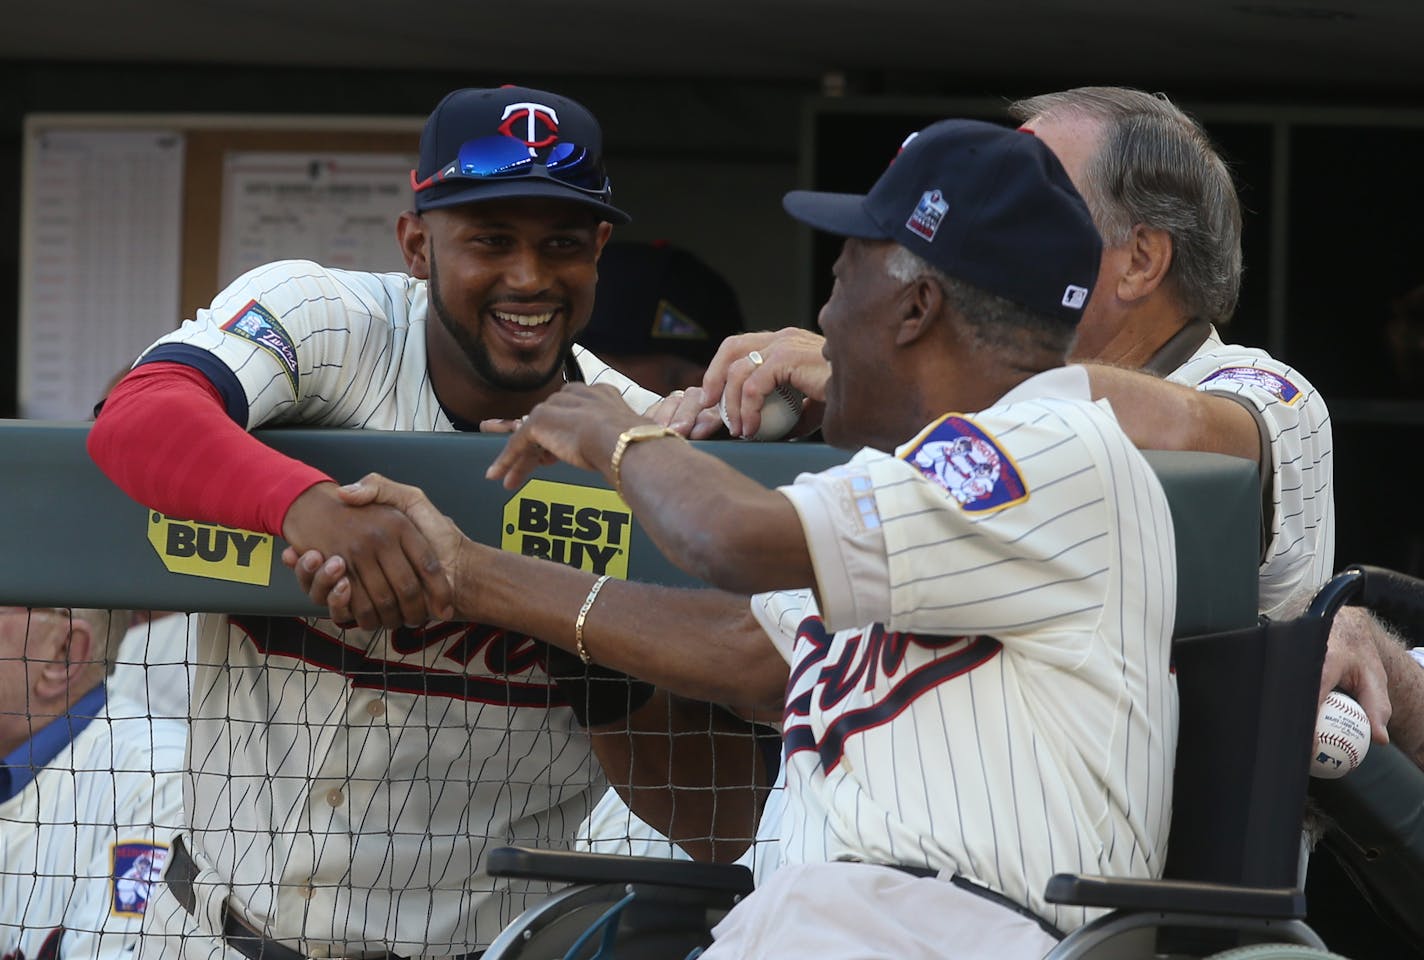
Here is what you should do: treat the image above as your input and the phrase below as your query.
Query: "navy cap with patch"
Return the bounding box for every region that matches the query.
[413,85,630,224]
[783,119,1101,325]
[580,241,745,365]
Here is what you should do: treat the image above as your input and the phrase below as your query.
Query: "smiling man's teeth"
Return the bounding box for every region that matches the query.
[494,310,554,327]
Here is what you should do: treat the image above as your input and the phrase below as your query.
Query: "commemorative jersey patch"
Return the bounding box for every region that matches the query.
[1197,365,1301,405]
[110,841,167,917]
[902,415,1028,513]
[221,299,299,397]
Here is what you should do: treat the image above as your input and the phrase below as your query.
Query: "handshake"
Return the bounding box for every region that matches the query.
[280,328,831,631]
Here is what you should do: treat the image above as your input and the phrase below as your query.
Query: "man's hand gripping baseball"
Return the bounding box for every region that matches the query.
[701,327,829,439]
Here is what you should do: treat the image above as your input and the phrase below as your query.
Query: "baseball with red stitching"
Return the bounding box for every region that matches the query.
[1309,690,1371,779]
[719,384,805,442]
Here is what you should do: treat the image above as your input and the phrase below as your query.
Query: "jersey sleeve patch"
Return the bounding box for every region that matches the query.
[1196,365,1301,405]
[900,415,1028,513]
[221,300,299,397]
[110,841,168,917]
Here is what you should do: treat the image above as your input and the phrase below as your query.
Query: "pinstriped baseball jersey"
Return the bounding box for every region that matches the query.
[131,259,663,955]
[749,366,1177,932]
[1,694,185,960]
[139,259,660,431]
[1166,329,1334,619]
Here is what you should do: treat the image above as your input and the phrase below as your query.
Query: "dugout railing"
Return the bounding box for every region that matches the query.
[0,423,1259,629]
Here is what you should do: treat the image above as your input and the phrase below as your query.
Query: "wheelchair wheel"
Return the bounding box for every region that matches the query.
[1204,945,1351,959]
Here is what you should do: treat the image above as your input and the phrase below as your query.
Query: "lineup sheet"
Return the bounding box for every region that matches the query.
[20,128,185,421]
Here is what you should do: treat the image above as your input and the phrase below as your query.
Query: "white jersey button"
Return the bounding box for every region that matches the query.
[366,699,386,718]
[298,882,316,900]
[325,788,344,807]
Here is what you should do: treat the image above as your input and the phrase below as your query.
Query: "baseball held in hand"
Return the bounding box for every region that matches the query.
[1310,690,1370,779]
[719,385,805,441]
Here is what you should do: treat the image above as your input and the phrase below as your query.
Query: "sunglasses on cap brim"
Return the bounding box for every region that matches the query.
[410,134,612,200]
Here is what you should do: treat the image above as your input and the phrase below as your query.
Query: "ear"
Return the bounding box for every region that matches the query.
[1115,224,1174,303]
[894,275,944,347]
[593,221,614,259]
[34,614,96,703]
[398,211,431,279]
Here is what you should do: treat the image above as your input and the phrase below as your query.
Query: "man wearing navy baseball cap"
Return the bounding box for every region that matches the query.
[90,85,768,960]
[298,118,1179,958]
[411,85,630,224]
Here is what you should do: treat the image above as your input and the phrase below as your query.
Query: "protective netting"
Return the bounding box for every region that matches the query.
[1,607,782,959]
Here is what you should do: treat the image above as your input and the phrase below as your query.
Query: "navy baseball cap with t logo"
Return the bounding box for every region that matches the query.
[783,119,1101,325]
[411,85,630,224]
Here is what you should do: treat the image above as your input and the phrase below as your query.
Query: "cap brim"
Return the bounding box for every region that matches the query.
[782,190,886,239]
[417,178,631,225]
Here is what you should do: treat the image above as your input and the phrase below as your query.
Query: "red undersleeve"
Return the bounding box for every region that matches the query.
[87,363,332,536]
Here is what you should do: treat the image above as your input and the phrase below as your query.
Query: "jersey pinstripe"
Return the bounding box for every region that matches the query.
[1166,329,1334,619]
[1,696,185,960]
[750,366,1177,932]
[132,259,663,955]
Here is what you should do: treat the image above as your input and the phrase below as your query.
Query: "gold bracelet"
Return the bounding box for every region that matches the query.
[575,574,613,664]
[609,424,682,501]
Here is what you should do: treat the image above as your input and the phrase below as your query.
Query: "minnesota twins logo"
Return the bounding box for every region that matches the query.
[783,616,1002,772]
[498,102,560,151]
[903,415,1028,513]
[231,616,559,706]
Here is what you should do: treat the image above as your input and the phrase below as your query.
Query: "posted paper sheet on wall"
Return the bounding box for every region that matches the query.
[218,152,416,287]
[21,128,185,420]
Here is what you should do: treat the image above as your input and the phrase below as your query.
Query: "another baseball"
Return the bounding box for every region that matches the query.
[1310,690,1370,779]
[719,385,805,441]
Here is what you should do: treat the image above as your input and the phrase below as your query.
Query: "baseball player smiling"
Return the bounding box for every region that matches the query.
[87,86,703,959]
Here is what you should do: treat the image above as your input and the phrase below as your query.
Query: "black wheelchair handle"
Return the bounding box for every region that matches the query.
[1307,567,1364,622]
[1349,563,1424,631]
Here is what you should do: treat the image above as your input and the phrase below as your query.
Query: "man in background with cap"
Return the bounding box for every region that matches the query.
[88,86,763,959]
[294,118,1177,957]
[576,241,747,396]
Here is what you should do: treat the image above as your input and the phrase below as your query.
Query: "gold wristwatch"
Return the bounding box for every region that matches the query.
[610,424,683,500]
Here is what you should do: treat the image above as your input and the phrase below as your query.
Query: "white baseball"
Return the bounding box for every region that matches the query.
[1310,690,1371,779]
[719,385,805,441]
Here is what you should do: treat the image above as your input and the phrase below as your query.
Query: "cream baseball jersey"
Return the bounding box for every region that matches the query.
[1,692,185,960]
[750,367,1178,933]
[132,260,662,955]
[1167,329,1334,619]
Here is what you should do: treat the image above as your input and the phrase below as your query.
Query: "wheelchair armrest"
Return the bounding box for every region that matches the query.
[1044,874,1306,919]
[487,846,754,895]
[1310,740,1424,863]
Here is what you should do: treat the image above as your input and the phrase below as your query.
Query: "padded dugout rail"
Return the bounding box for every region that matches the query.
[0,422,1258,631]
